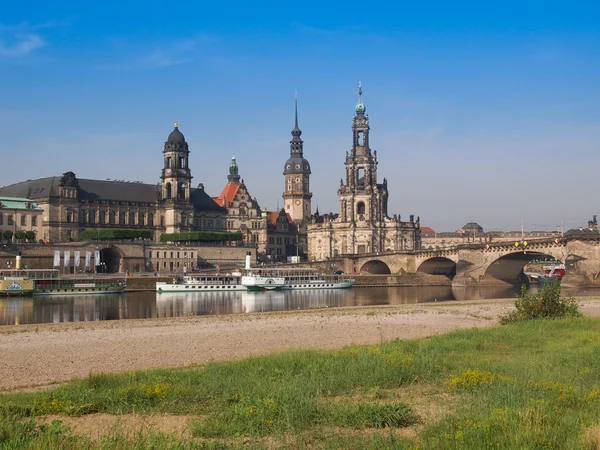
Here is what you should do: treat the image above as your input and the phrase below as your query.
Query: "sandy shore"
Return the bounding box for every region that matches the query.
[2,297,600,392]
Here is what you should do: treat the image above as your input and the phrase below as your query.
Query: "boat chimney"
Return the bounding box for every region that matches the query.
[245,252,252,270]
[15,254,22,270]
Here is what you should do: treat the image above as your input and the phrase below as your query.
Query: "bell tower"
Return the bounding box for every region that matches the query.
[338,83,388,226]
[160,121,194,233]
[282,94,312,222]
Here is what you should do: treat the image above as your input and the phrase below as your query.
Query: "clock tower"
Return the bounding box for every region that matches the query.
[282,94,312,222]
[161,121,194,233]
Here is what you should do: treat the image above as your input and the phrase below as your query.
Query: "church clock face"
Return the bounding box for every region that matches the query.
[295,200,301,205]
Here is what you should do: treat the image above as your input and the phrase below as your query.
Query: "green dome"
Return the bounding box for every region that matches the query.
[355,99,366,114]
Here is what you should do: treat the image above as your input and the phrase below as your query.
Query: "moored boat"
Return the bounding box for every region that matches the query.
[242,268,354,291]
[0,271,35,296]
[1,269,126,296]
[530,263,565,286]
[156,272,246,293]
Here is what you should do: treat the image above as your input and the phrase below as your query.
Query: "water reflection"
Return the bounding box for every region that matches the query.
[2,284,600,326]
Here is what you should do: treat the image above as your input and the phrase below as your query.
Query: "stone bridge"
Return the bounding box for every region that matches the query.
[340,236,600,286]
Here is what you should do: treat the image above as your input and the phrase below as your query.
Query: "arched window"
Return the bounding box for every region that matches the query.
[165,183,172,199]
[357,167,365,186]
[148,212,154,227]
[99,210,106,224]
[79,210,86,224]
[129,211,135,225]
[89,211,95,224]
[357,202,365,215]
[138,212,145,226]
[357,131,364,146]
[179,182,186,200]
[119,211,125,225]
[108,211,115,224]
[167,157,172,168]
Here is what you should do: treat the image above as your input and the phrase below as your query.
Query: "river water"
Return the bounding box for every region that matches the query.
[2,285,599,326]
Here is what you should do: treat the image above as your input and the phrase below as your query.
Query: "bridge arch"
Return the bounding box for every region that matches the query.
[360,260,391,274]
[484,251,562,284]
[417,257,457,278]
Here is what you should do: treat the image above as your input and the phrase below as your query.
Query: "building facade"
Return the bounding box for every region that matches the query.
[0,197,44,241]
[215,156,267,250]
[0,123,226,242]
[307,85,421,260]
[215,156,301,262]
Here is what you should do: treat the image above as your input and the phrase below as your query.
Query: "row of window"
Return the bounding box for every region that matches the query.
[0,213,38,227]
[150,251,196,259]
[77,210,155,226]
[268,236,296,245]
[74,210,224,230]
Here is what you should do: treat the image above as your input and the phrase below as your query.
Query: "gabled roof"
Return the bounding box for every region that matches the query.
[214,181,241,208]
[267,210,292,226]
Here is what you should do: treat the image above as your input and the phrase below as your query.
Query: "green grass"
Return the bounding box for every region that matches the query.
[3,317,600,448]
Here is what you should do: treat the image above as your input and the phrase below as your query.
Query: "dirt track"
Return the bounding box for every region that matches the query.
[2,298,600,391]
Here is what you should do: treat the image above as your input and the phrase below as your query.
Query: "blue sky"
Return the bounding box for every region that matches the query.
[1,1,599,232]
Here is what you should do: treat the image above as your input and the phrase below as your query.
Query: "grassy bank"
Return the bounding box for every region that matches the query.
[2,317,600,449]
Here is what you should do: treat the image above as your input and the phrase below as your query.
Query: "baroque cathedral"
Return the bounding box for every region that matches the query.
[307,84,421,260]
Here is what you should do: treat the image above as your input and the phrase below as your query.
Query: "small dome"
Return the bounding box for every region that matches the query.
[167,122,186,144]
[461,222,484,233]
[284,157,311,175]
[355,99,366,114]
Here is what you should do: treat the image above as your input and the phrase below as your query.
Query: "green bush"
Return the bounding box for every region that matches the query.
[3,230,13,241]
[78,229,152,241]
[501,283,580,324]
[160,231,243,243]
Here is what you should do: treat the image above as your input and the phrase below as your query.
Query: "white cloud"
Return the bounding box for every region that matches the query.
[0,33,46,57]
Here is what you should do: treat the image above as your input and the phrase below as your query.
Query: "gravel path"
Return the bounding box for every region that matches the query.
[2,297,599,391]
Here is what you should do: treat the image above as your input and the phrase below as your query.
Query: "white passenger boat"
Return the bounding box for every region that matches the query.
[242,268,354,291]
[156,272,245,293]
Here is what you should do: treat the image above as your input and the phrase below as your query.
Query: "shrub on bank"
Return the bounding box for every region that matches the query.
[501,283,580,324]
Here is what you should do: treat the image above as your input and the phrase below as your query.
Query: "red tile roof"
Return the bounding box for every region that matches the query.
[420,226,436,233]
[214,181,241,208]
[267,210,293,226]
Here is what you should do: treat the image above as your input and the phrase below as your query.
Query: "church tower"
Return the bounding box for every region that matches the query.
[282,94,312,222]
[161,121,194,233]
[337,83,389,252]
[227,155,241,183]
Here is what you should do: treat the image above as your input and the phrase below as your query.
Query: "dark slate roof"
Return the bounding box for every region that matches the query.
[191,188,226,211]
[462,222,484,232]
[77,179,158,203]
[0,177,61,199]
[283,156,311,175]
[0,177,224,212]
[168,127,185,143]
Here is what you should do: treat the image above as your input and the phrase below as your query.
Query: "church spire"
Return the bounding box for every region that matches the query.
[227,154,240,183]
[291,92,302,144]
[289,92,304,158]
[355,81,366,114]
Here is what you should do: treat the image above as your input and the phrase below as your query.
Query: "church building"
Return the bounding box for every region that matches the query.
[307,85,421,260]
